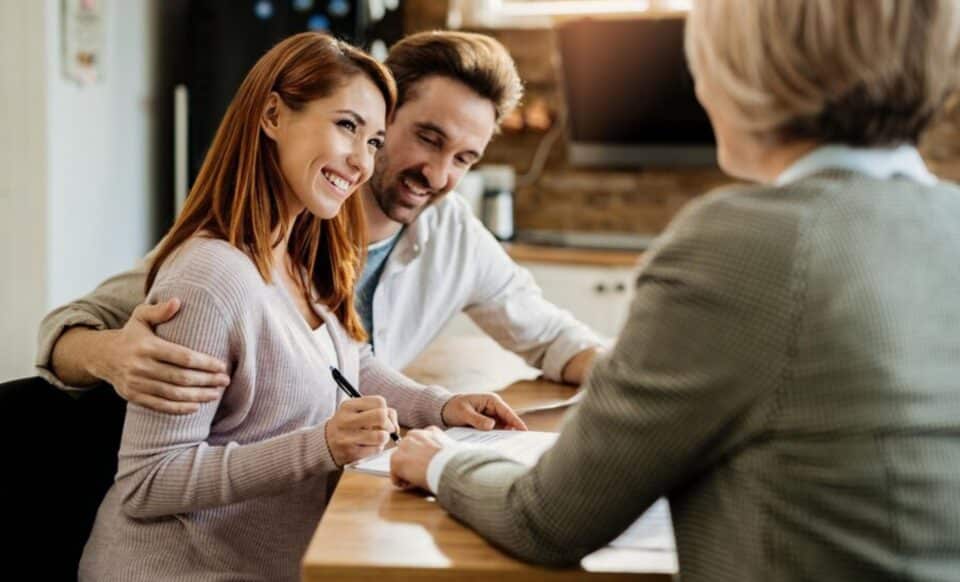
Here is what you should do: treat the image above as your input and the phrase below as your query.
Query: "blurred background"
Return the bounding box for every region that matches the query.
[3,0,960,380]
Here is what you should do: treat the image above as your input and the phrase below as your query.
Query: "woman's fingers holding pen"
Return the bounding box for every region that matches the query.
[385,407,399,437]
[339,394,387,414]
[325,396,399,467]
[325,417,391,466]
[339,397,399,430]
[349,401,398,431]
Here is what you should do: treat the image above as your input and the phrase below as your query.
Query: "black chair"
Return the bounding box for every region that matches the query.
[0,377,125,582]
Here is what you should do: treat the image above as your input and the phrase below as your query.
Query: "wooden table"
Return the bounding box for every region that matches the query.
[504,242,644,268]
[302,336,676,581]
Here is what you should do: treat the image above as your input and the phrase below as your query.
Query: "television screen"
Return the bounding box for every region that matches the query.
[557,16,716,167]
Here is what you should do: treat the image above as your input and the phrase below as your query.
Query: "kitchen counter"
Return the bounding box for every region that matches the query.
[504,242,644,268]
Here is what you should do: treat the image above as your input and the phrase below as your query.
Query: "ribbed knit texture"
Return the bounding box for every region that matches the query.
[438,171,960,581]
[79,237,451,582]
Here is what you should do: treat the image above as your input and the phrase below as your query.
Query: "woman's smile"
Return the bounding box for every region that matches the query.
[315,166,357,200]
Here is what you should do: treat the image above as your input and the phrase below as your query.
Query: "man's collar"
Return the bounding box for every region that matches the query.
[389,204,436,264]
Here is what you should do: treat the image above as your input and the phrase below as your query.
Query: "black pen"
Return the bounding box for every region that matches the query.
[329,365,400,442]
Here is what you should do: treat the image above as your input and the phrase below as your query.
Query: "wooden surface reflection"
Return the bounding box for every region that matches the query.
[301,336,673,582]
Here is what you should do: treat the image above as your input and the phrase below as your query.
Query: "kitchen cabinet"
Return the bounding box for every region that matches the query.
[440,248,643,339]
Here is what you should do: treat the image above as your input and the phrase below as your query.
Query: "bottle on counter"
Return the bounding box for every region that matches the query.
[479,165,515,241]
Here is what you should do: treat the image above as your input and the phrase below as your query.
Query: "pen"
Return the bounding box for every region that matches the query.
[329,365,400,442]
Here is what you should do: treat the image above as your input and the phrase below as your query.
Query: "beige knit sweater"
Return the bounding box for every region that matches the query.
[79,237,451,582]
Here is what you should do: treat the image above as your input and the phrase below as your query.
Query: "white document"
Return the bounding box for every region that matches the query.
[348,427,678,565]
[583,498,678,573]
[347,427,558,477]
[608,498,674,551]
[513,390,585,414]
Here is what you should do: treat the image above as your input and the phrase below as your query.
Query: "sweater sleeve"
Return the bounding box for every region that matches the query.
[35,261,149,390]
[435,189,806,565]
[115,278,338,519]
[358,343,452,428]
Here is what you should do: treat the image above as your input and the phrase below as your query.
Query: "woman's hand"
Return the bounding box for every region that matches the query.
[325,395,399,467]
[390,426,448,490]
[441,393,527,431]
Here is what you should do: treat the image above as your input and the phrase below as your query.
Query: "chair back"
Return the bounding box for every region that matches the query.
[0,377,125,581]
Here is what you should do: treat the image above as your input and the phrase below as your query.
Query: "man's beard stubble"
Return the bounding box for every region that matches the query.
[372,168,441,225]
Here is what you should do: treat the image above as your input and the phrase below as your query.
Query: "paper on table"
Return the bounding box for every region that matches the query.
[346,448,396,477]
[582,498,678,573]
[513,389,585,414]
[347,427,677,561]
[346,427,559,477]
[608,498,674,551]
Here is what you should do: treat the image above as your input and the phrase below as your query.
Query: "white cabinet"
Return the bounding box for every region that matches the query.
[440,261,639,339]
[521,262,637,338]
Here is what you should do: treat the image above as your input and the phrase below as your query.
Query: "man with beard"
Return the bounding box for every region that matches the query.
[36,31,604,413]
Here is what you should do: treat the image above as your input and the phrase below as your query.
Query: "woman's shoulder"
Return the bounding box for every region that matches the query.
[156,236,260,277]
[150,237,270,310]
[663,181,816,250]
[691,179,822,216]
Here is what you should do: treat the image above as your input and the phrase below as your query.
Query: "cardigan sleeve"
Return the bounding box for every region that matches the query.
[115,271,339,519]
[358,343,453,428]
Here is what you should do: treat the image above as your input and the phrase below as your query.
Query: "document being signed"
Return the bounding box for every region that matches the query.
[347,427,557,477]
[348,427,677,565]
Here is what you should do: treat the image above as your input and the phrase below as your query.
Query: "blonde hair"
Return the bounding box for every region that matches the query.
[685,0,960,145]
[386,31,523,125]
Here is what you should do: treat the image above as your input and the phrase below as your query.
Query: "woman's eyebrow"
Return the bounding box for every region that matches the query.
[335,109,366,126]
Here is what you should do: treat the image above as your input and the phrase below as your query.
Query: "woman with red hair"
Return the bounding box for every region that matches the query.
[79,33,521,581]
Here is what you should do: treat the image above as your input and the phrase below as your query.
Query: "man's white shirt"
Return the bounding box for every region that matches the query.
[368,192,603,381]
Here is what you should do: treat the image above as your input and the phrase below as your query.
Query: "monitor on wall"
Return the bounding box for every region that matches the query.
[557,16,717,168]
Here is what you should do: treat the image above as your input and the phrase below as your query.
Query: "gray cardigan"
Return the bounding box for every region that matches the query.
[437,171,960,581]
[78,238,450,582]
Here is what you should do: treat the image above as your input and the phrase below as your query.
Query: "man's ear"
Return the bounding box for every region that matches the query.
[261,92,282,141]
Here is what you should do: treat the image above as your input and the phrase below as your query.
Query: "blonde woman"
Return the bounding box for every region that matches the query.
[391,1,960,579]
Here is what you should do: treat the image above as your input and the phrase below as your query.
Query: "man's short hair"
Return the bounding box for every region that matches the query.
[386,31,523,125]
[686,0,960,146]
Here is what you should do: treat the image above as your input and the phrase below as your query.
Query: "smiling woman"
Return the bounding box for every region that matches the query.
[73,33,467,582]
[146,32,396,340]
[263,80,387,223]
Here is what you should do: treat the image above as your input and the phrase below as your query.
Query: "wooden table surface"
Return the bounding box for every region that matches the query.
[301,336,676,582]
[504,242,644,268]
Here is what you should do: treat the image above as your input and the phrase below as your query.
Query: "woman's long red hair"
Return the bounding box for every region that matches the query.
[147,33,396,341]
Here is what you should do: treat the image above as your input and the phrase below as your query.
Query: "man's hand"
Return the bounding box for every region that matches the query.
[561,347,601,385]
[89,299,230,414]
[390,426,448,490]
[441,393,527,431]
